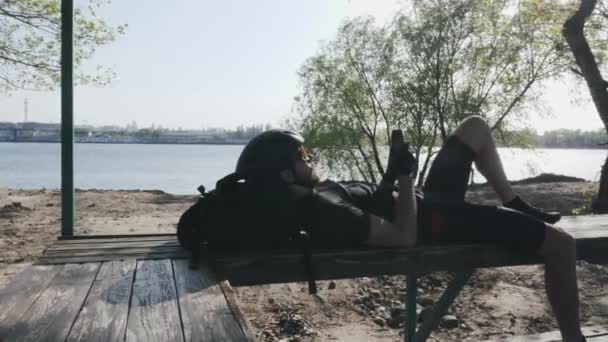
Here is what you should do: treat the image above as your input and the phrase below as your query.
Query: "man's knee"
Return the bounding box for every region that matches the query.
[453,115,491,152]
[459,115,490,132]
[540,224,576,258]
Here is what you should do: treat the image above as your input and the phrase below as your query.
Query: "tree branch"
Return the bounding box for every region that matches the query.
[570,66,584,77]
[563,0,608,130]
[491,77,535,131]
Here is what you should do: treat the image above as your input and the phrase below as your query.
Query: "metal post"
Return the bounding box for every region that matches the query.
[405,274,417,342]
[61,0,74,237]
[414,271,473,341]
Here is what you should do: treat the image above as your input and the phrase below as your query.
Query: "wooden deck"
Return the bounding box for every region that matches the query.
[0,236,256,342]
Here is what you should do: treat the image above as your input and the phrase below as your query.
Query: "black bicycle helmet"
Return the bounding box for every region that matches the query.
[236,129,304,179]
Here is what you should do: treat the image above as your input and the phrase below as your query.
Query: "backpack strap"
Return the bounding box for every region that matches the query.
[296,230,317,295]
[216,172,243,192]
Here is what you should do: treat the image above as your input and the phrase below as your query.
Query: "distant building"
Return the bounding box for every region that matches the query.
[14,122,60,142]
[0,122,16,141]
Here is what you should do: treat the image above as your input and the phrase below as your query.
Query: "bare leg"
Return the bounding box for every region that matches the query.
[540,225,583,342]
[452,117,580,339]
[452,116,516,202]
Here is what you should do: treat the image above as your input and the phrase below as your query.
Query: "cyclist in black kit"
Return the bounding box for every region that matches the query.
[236,115,584,342]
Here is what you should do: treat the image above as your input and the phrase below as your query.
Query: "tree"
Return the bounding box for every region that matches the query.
[562,0,608,212]
[292,0,591,184]
[0,0,126,92]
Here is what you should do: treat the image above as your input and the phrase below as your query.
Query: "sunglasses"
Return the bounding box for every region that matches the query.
[297,146,318,163]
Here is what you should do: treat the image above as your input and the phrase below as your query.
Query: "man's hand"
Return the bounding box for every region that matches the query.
[401,142,418,179]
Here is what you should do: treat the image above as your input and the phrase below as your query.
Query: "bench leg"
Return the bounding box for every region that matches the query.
[406,274,417,342]
[405,270,474,342]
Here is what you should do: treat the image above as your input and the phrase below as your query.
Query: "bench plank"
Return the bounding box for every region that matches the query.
[0,264,63,337]
[561,215,608,229]
[47,240,180,251]
[126,259,183,342]
[211,236,608,286]
[3,263,100,342]
[66,260,136,342]
[37,251,189,264]
[55,235,178,245]
[42,246,183,258]
[482,325,608,341]
[173,259,253,341]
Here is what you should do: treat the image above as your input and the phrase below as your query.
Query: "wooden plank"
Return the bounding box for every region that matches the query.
[58,233,176,240]
[211,237,608,286]
[173,259,251,341]
[38,234,608,272]
[47,240,181,251]
[37,251,189,265]
[3,263,100,342]
[0,264,63,337]
[43,246,183,258]
[483,325,608,341]
[54,235,178,245]
[66,260,136,342]
[218,280,257,341]
[125,259,183,342]
[569,230,608,239]
[561,214,608,229]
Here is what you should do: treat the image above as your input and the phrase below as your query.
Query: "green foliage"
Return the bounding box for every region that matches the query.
[536,128,607,148]
[570,192,595,215]
[291,0,607,182]
[493,127,539,148]
[0,0,126,91]
[493,127,608,148]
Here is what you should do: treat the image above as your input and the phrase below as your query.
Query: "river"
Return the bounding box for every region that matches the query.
[0,143,605,194]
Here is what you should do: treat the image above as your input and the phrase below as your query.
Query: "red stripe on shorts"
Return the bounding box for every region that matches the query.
[431,208,443,240]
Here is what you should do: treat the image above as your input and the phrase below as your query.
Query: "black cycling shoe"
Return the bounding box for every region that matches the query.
[382,130,404,185]
[504,196,561,224]
[382,130,417,184]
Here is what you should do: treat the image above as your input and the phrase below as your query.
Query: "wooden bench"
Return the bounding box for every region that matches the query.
[204,214,607,341]
[1,214,607,341]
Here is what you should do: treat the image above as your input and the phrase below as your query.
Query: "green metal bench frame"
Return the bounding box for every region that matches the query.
[405,271,473,342]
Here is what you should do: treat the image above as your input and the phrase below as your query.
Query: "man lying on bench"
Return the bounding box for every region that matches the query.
[235,116,583,342]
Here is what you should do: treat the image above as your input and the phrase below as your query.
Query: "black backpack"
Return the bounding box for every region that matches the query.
[176,172,318,293]
[178,173,269,250]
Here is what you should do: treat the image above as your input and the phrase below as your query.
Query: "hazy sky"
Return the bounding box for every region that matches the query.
[0,0,604,133]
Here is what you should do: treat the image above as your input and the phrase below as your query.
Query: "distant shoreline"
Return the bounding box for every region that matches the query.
[0,140,247,146]
[1,141,605,149]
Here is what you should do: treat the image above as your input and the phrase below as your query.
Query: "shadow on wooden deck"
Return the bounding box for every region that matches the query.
[0,236,255,342]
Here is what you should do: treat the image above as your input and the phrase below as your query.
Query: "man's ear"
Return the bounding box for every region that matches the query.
[279,169,295,183]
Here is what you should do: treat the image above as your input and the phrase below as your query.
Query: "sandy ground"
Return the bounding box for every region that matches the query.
[0,177,606,341]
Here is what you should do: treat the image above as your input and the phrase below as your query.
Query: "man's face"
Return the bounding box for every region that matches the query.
[293,159,320,187]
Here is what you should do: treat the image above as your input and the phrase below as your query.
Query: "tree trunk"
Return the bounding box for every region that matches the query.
[594,155,608,212]
[563,0,608,213]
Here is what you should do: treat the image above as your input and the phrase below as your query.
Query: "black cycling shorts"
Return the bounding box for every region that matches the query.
[417,135,547,250]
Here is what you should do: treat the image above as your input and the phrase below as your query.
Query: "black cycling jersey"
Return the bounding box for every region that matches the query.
[280,135,547,250]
